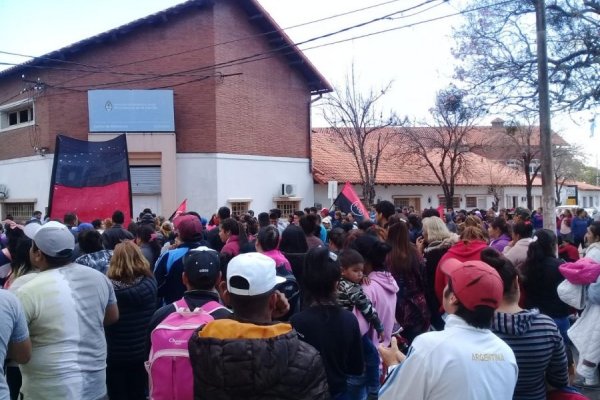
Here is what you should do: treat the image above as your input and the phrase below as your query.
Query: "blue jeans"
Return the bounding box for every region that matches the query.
[553,316,573,364]
[346,335,380,400]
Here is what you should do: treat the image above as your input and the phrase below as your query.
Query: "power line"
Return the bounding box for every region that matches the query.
[50,0,443,90]
[0,0,409,77]
[0,0,440,93]
[0,0,516,105]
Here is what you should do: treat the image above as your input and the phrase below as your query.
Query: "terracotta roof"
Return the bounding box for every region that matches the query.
[312,127,542,187]
[570,181,600,191]
[0,0,332,94]
[466,124,568,148]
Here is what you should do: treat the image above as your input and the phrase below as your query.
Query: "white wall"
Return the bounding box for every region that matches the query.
[177,153,314,218]
[557,187,600,208]
[315,183,544,211]
[0,155,54,215]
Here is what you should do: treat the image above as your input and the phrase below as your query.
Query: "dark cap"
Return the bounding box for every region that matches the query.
[515,207,531,220]
[140,213,155,225]
[174,214,203,242]
[183,246,221,289]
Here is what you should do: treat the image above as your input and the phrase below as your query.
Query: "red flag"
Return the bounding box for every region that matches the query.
[333,183,370,221]
[169,199,187,221]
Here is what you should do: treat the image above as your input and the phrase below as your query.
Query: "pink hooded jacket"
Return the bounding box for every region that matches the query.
[354,271,399,347]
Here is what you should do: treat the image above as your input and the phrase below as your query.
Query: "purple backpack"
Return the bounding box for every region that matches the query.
[146,299,224,400]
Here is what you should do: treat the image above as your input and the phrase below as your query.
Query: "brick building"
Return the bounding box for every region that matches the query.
[0,0,331,221]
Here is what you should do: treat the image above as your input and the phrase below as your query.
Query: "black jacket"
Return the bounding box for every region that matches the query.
[105,275,157,362]
[102,224,134,250]
[206,227,225,252]
[423,240,453,330]
[523,256,571,318]
[290,305,363,396]
[189,319,330,400]
[282,252,306,287]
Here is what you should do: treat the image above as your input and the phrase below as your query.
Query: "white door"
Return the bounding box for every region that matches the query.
[132,195,161,220]
[130,167,162,218]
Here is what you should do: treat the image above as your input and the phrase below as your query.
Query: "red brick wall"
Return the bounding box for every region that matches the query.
[0,0,313,161]
[0,79,48,159]
[213,1,310,158]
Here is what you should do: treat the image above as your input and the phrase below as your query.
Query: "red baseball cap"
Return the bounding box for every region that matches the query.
[174,214,203,242]
[440,258,503,311]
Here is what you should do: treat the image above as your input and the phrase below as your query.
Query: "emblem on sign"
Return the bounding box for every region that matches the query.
[105,101,113,112]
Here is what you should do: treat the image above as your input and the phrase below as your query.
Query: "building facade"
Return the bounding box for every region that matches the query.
[0,0,331,222]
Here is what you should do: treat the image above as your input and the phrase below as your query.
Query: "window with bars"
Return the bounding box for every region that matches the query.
[438,196,460,209]
[394,198,410,208]
[276,201,300,218]
[4,203,34,223]
[229,201,249,217]
[465,196,477,208]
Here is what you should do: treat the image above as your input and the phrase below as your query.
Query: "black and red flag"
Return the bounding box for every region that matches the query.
[333,182,370,221]
[48,134,132,223]
[168,199,187,221]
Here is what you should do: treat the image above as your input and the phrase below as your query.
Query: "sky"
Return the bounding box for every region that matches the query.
[0,0,597,165]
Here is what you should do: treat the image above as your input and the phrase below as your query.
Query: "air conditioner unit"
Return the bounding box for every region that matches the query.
[281,183,296,197]
[0,184,8,200]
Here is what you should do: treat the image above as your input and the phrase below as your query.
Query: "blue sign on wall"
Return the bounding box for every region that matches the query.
[88,90,175,132]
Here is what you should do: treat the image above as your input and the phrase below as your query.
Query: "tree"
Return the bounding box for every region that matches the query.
[452,0,600,113]
[504,118,542,210]
[402,86,485,208]
[484,161,515,211]
[321,67,400,206]
[577,164,600,186]
[553,144,585,205]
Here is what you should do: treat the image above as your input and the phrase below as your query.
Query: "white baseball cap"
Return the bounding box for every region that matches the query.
[24,221,75,258]
[227,252,286,296]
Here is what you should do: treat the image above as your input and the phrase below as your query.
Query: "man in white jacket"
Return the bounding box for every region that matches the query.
[379,259,518,400]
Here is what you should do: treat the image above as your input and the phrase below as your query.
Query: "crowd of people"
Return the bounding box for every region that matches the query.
[0,201,599,399]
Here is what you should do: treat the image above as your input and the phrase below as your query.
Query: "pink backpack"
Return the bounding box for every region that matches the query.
[146,299,224,400]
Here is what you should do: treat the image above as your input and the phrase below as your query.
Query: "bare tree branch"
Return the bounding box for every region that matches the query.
[321,65,401,205]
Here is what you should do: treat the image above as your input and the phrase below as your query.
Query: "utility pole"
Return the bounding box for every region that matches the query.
[536,0,556,231]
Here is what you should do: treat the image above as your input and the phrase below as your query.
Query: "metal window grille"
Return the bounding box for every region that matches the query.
[394,198,410,208]
[229,202,249,217]
[465,197,477,208]
[438,196,460,209]
[276,201,300,218]
[4,203,34,223]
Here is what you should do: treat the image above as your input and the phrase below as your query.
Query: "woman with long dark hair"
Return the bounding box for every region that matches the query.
[521,229,571,365]
[387,221,430,344]
[280,224,309,284]
[219,218,248,257]
[290,246,363,399]
[488,217,512,253]
[255,226,291,272]
[135,224,161,267]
